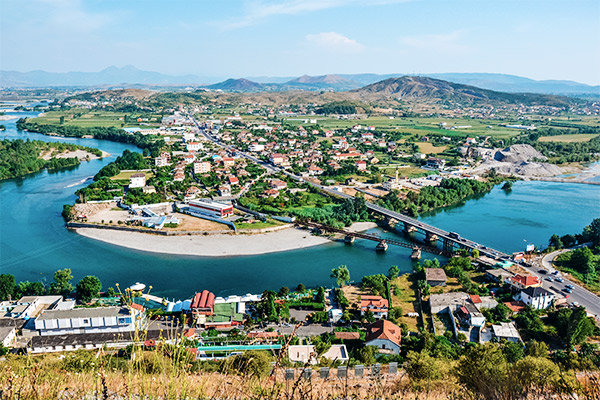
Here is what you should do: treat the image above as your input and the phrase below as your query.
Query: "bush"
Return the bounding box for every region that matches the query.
[226,350,273,378]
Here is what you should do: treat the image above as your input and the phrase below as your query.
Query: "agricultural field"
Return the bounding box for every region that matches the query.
[32,110,162,128]
[538,133,599,143]
[377,165,433,178]
[417,142,447,154]
[110,170,154,181]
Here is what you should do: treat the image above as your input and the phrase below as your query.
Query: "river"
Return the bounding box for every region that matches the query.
[1,111,598,299]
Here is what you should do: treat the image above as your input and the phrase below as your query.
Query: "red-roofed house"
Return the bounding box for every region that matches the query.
[506,274,541,291]
[355,160,367,171]
[365,320,401,354]
[504,301,527,313]
[469,294,482,305]
[190,290,215,316]
[227,175,239,186]
[360,295,389,319]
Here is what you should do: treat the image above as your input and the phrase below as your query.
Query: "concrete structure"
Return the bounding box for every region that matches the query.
[194,161,211,174]
[492,322,522,343]
[186,142,202,152]
[485,268,514,283]
[9,296,65,319]
[425,268,447,286]
[188,199,234,218]
[360,295,389,319]
[190,290,215,317]
[365,320,402,355]
[458,303,486,327]
[34,307,140,336]
[429,292,470,314]
[0,326,16,348]
[129,173,146,188]
[518,287,555,310]
[425,157,446,170]
[288,344,349,364]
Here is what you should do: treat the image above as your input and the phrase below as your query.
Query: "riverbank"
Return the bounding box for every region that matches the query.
[74,222,376,257]
[41,148,110,161]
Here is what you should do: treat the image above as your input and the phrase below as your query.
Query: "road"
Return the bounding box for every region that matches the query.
[536,249,600,319]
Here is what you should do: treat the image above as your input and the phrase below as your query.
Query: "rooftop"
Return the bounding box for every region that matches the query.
[425,268,448,282]
[365,319,402,346]
[37,307,130,321]
[492,322,522,340]
[429,292,469,309]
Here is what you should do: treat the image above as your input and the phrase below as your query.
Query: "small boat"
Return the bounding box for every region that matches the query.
[376,241,388,252]
[411,247,422,260]
[129,282,146,292]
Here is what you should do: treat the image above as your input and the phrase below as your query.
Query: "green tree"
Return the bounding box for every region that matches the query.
[0,274,15,301]
[502,341,525,363]
[16,281,46,297]
[565,306,595,347]
[76,276,102,303]
[295,283,306,293]
[227,350,273,378]
[525,340,549,358]
[330,265,350,287]
[455,343,509,399]
[549,234,563,249]
[49,268,74,297]
[406,350,442,389]
[388,265,400,280]
[277,286,289,298]
[513,356,561,393]
[471,249,480,259]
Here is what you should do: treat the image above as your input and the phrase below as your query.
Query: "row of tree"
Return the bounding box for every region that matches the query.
[0,269,103,304]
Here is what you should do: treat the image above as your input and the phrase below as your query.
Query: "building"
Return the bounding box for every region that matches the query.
[186,142,202,152]
[429,292,470,313]
[506,274,540,291]
[129,173,146,188]
[188,199,234,218]
[355,160,367,171]
[269,153,285,165]
[288,344,349,364]
[34,307,140,336]
[155,156,169,167]
[8,296,65,319]
[365,320,402,355]
[194,161,211,174]
[518,287,555,310]
[222,157,235,167]
[492,322,522,343]
[190,290,215,317]
[218,185,231,197]
[0,327,16,348]
[425,268,447,286]
[249,143,265,152]
[227,176,239,186]
[485,268,514,283]
[425,157,446,170]
[457,303,486,327]
[270,180,287,190]
[360,295,389,319]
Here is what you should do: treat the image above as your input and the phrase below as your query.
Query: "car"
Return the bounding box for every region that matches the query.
[555,278,564,282]
[448,232,461,239]
[552,270,559,275]
[566,284,574,289]
[545,277,553,281]
[571,302,579,307]
[538,269,547,274]
[564,288,573,294]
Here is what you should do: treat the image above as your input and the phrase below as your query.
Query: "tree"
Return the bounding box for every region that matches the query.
[0,274,15,301]
[565,306,595,347]
[513,356,560,393]
[388,265,400,280]
[16,281,46,297]
[295,283,306,293]
[49,268,74,297]
[406,350,442,388]
[525,340,549,358]
[277,286,289,298]
[502,341,525,363]
[549,234,563,249]
[315,287,326,304]
[330,265,350,287]
[76,276,102,303]
[471,249,480,259]
[455,343,509,399]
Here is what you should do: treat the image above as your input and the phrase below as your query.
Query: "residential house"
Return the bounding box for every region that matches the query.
[485,268,514,283]
[129,173,146,188]
[262,189,279,198]
[308,164,324,176]
[517,287,555,310]
[355,160,367,171]
[506,274,540,291]
[218,185,231,196]
[227,175,239,186]
[365,320,402,355]
[269,153,285,165]
[425,157,446,170]
[429,292,470,313]
[173,171,185,182]
[270,180,287,190]
[155,156,169,167]
[186,142,202,152]
[492,322,522,343]
[184,154,196,164]
[360,295,389,319]
[457,303,486,327]
[222,157,235,168]
[0,327,16,348]
[425,268,447,286]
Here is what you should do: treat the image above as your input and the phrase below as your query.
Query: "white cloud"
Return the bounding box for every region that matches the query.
[400,30,471,54]
[305,32,364,52]
[221,0,411,30]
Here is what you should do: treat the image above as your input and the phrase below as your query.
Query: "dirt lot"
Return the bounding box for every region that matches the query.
[166,213,233,232]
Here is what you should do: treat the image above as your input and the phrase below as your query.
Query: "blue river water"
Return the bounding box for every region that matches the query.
[1,111,598,299]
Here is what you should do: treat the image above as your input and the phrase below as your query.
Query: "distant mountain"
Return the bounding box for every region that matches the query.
[0,65,220,87]
[205,78,263,91]
[353,76,576,106]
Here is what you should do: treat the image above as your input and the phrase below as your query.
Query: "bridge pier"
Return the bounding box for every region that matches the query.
[426,232,438,244]
[443,238,455,254]
[376,241,388,252]
[344,235,355,244]
[403,222,417,234]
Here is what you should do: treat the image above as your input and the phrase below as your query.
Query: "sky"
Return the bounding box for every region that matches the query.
[1,0,599,84]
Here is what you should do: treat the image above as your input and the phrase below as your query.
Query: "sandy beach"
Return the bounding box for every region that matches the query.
[74,221,378,257]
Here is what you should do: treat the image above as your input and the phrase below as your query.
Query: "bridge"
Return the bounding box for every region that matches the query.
[298,221,450,256]
[187,113,509,261]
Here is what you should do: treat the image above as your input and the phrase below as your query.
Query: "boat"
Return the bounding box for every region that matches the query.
[376,241,388,252]
[411,247,422,260]
[129,282,146,292]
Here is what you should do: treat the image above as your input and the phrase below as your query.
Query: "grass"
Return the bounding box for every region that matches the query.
[236,219,285,230]
[33,110,162,129]
[538,134,599,143]
[110,170,154,181]
[417,143,447,154]
[390,274,420,332]
[377,166,433,179]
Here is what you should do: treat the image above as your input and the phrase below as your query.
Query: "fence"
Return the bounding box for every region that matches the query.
[279,362,399,381]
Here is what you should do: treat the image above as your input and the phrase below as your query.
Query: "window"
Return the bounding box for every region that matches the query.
[83,319,89,324]
[118,317,132,325]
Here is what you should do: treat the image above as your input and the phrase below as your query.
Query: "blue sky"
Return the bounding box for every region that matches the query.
[1,0,599,84]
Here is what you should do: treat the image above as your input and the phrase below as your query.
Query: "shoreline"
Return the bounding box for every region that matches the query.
[73,221,378,257]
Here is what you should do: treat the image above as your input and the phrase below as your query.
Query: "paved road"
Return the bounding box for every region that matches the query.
[533,249,600,319]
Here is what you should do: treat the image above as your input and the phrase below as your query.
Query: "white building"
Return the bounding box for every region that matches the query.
[194,161,211,174]
[129,173,146,188]
[518,287,555,310]
[288,344,349,364]
[249,143,265,152]
[155,156,169,167]
[186,142,203,152]
[492,322,522,343]
[34,306,142,336]
[0,327,16,348]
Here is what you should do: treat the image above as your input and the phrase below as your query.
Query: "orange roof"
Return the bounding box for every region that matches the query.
[365,320,401,346]
[360,295,389,311]
[504,301,527,313]
[469,294,482,304]
[334,331,361,340]
[184,328,195,338]
[510,274,539,286]
[131,303,145,312]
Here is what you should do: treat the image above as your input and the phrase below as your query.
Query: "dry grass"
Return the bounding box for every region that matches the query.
[417,142,447,154]
[390,274,420,332]
[110,170,154,181]
[538,134,599,143]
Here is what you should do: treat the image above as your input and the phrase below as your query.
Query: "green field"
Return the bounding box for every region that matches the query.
[110,170,154,181]
[538,134,599,143]
[33,110,162,128]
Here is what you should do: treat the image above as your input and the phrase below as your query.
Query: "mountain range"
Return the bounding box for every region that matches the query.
[2,65,599,96]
